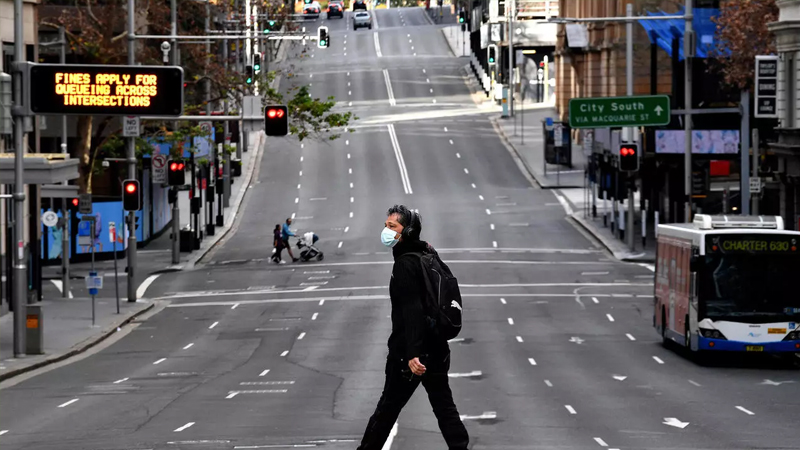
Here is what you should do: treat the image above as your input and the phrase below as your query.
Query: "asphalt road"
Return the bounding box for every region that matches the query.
[2,7,799,450]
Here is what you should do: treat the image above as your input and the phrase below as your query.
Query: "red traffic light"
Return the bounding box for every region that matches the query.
[620,146,636,157]
[71,198,79,207]
[170,162,178,171]
[125,182,137,194]
[267,108,285,119]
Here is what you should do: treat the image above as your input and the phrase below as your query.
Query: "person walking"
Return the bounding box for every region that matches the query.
[272,224,286,264]
[281,218,299,263]
[356,205,469,450]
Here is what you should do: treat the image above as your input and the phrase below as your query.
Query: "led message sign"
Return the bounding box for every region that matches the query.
[29,64,184,116]
[707,234,799,255]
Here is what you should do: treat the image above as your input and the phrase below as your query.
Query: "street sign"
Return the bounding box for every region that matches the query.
[750,177,762,194]
[41,211,58,227]
[193,121,213,158]
[152,154,167,184]
[78,193,92,214]
[29,64,184,116]
[569,95,671,129]
[755,55,778,119]
[123,116,140,137]
[490,23,503,42]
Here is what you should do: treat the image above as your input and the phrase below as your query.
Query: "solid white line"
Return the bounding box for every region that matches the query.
[280,350,289,357]
[565,405,577,415]
[516,336,523,343]
[594,437,608,447]
[592,297,600,304]
[374,32,382,57]
[382,422,398,450]
[500,298,507,304]
[259,369,270,377]
[383,69,396,106]
[319,299,325,305]
[209,321,219,329]
[58,398,79,408]
[688,379,701,387]
[528,358,537,366]
[153,358,167,365]
[338,241,343,249]
[137,274,161,299]
[226,392,238,399]
[606,314,615,322]
[311,312,319,320]
[653,356,665,364]
[582,271,609,276]
[113,377,129,384]
[507,318,514,325]
[174,422,195,432]
[388,124,412,194]
[626,333,636,341]
[736,406,755,415]
[298,332,306,340]
[183,343,194,350]
[544,380,553,387]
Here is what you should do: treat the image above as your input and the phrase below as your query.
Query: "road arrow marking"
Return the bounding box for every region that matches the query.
[654,105,663,116]
[663,417,689,428]
[761,379,795,386]
[612,375,627,381]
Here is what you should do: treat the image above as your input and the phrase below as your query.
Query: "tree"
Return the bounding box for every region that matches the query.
[711,0,778,90]
[41,0,354,194]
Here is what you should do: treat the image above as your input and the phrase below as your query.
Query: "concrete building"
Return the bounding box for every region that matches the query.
[768,0,800,230]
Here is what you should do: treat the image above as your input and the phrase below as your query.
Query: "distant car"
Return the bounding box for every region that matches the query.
[303,3,320,19]
[327,2,344,18]
[353,0,367,11]
[353,11,372,29]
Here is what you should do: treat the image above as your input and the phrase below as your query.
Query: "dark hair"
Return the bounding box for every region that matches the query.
[387,204,422,240]
[274,224,280,232]
[286,217,292,223]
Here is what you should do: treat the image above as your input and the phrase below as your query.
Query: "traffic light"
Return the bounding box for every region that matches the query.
[168,159,186,186]
[70,198,79,208]
[317,26,329,48]
[263,20,277,34]
[619,143,639,172]
[458,10,465,23]
[122,179,141,212]
[245,65,253,85]
[264,105,288,136]
[254,54,262,72]
[304,0,311,3]
[488,45,497,64]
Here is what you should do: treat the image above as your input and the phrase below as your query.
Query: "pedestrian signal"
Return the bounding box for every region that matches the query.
[619,144,639,172]
[488,45,497,64]
[318,26,329,48]
[254,54,262,72]
[265,105,289,136]
[123,179,141,211]
[245,65,254,84]
[458,11,465,23]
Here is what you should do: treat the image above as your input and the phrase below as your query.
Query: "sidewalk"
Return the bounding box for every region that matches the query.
[441,25,470,57]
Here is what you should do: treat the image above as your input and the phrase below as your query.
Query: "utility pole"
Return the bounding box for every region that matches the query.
[507,0,514,117]
[740,90,751,215]
[752,127,759,215]
[12,0,27,356]
[683,0,693,222]
[625,3,635,251]
[59,25,70,298]
[127,0,138,301]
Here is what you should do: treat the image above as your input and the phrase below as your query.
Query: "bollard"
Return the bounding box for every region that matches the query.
[26,304,44,355]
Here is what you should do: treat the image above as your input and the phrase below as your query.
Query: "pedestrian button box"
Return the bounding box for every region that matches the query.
[26,304,44,355]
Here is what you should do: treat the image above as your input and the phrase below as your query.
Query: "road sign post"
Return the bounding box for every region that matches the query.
[568,95,671,129]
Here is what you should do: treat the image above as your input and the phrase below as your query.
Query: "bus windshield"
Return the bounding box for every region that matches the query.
[698,254,800,322]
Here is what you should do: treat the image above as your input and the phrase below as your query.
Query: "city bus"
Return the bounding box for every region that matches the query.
[654,214,800,353]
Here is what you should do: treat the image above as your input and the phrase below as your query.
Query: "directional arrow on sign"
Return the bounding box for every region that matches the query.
[654,105,663,116]
[612,375,627,381]
[569,336,585,345]
[761,379,795,386]
[663,417,689,429]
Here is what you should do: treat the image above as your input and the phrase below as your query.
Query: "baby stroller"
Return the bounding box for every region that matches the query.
[297,231,324,262]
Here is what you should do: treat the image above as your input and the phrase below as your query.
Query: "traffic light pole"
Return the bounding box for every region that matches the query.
[626,3,635,251]
[59,25,70,299]
[12,0,28,356]
[222,35,232,209]
[127,0,138,302]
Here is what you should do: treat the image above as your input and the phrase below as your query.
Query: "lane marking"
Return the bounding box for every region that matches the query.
[594,437,608,447]
[153,358,167,365]
[544,380,553,387]
[388,124,412,194]
[259,369,270,377]
[0,430,8,436]
[209,321,219,329]
[471,183,476,189]
[347,152,351,158]
[338,241,343,249]
[280,350,289,357]
[349,168,352,174]
[492,241,498,248]
[350,182,354,188]
[350,197,354,203]
[174,422,195,432]
[113,377,129,384]
[344,226,350,233]
[297,332,306,340]
[350,212,354,218]
[232,303,239,310]
[460,411,497,420]
[528,358,537,366]
[507,318,514,325]
[500,298,507,304]
[310,197,327,201]
[448,370,483,378]
[516,336,523,343]
[383,422,398,450]
[490,224,495,230]
[565,405,577,415]
[509,222,530,227]
[582,271,609,276]
[300,156,304,162]
[226,392,238,399]
[295,198,299,204]
[606,314,615,322]
[626,333,636,341]
[736,406,755,415]
[688,379,701,387]
[653,356,665,364]
[312,313,319,320]
[443,126,448,132]
[299,170,303,176]
[382,69,396,106]
[137,274,161,299]
[456,152,461,158]
[592,297,600,304]
[183,343,194,350]
[374,32,382,57]
[58,398,79,408]
[319,299,325,305]
[485,209,491,215]
[449,139,454,145]
[478,195,484,200]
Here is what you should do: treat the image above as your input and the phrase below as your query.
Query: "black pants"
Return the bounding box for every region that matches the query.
[357,352,469,450]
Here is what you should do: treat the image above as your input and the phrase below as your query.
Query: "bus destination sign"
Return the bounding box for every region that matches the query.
[707,234,799,255]
[29,64,184,116]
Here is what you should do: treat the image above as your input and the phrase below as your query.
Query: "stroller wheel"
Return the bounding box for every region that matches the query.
[317,252,324,261]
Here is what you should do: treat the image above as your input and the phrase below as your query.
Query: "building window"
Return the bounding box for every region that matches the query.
[787,53,796,128]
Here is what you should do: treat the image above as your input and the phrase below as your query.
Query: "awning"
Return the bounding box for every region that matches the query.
[637,7,721,60]
[0,157,80,184]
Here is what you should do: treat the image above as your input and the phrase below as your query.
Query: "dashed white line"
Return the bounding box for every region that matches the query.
[430,88,434,93]
[688,379,701,387]
[347,153,351,158]
[346,141,350,147]
[485,209,491,215]
[259,369,270,377]
[350,182,354,188]
[500,298,507,304]
[432,98,436,103]
[507,318,514,325]
[299,170,303,176]
[300,156,304,162]
[280,350,289,357]
[174,422,195,432]
[653,356,665,364]
[338,241,343,249]
[565,405,577,415]
[449,139,454,145]
[344,226,349,233]
[209,321,219,329]
[736,406,755,415]
[58,398,79,408]
[113,377,129,384]
[226,392,239,399]
[471,183,477,189]
[423,69,426,74]
[516,336,524,343]
[350,196,354,203]
[626,333,636,341]
[297,184,301,189]
[183,343,194,350]
[349,212,354,218]
[528,358,537,366]
[298,332,306,340]
[544,379,553,387]
[478,195,484,200]
[231,303,239,310]
[349,168,352,174]
[456,152,461,158]
[295,197,299,204]
[606,314,615,322]
[311,312,319,320]
[592,297,600,304]
[490,224,495,230]
[153,358,167,365]
[492,241,498,248]
[0,430,8,436]
[594,437,608,447]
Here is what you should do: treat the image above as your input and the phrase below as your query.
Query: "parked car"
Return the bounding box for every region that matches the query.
[353,0,367,11]
[327,2,344,18]
[353,11,372,29]
[303,3,321,19]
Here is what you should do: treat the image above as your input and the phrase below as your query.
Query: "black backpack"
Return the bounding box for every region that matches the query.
[406,252,463,340]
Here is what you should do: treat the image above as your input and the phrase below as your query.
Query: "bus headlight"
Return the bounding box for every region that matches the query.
[700,328,728,340]
[782,331,799,341]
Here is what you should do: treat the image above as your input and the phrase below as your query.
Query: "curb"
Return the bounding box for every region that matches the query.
[0,302,154,383]
[422,7,435,25]
[491,117,542,189]
[567,209,656,264]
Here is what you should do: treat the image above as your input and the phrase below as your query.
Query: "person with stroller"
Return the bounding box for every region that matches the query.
[272,224,286,264]
[281,217,300,263]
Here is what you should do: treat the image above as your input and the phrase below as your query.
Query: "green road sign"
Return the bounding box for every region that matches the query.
[569,95,670,129]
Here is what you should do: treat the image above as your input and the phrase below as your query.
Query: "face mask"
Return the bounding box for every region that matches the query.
[381,227,400,248]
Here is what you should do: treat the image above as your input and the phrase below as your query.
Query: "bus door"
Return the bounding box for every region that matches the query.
[688,246,700,351]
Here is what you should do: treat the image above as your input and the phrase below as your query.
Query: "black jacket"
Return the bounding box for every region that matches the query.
[388,239,449,360]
